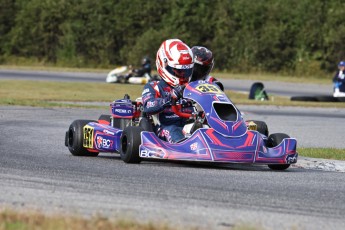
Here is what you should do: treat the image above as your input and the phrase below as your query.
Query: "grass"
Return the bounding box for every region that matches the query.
[0,209,172,230]
[0,80,143,107]
[1,79,345,108]
[298,148,345,161]
[0,209,267,230]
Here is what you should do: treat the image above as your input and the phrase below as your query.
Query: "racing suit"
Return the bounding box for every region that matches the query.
[126,63,152,81]
[333,70,345,95]
[142,80,186,143]
[133,63,151,77]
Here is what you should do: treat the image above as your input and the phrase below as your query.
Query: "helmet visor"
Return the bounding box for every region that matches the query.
[166,65,193,80]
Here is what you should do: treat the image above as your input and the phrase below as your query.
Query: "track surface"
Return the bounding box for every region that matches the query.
[1,70,345,229]
[1,106,345,230]
[0,69,333,97]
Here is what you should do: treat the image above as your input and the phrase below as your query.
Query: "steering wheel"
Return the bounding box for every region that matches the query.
[171,98,206,121]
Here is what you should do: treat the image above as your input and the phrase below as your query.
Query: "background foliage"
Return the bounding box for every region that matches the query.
[1,0,345,76]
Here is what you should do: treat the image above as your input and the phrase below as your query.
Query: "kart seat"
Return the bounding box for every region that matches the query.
[139,116,154,132]
[190,121,203,134]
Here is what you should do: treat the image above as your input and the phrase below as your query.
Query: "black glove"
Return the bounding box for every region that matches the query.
[170,85,184,100]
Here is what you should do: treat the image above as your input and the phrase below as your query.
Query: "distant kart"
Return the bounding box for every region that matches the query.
[106,66,159,84]
[65,81,298,170]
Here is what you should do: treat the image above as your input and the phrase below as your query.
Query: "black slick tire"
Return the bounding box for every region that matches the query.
[66,120,99,157]
[267,133,291,170]
[246,120,269,136]
[120,126,144,163]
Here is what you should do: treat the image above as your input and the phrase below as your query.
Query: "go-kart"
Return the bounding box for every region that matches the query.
[65,81,298,170]
[106,65,159,84]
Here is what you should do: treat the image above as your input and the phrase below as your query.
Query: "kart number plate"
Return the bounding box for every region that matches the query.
[196,84,223,94]
[83,125,94,148]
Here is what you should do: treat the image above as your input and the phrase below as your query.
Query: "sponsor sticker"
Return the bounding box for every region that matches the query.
[190,142,198,151]
[96,135,114,149]
[103,129,115,135]
[142,88,150,95]
[147,101,156,108]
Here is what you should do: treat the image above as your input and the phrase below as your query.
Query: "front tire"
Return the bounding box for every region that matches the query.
[66,120,99,157]
[267,133,290,170]
[120,126,144,163]
[246,120,268,136]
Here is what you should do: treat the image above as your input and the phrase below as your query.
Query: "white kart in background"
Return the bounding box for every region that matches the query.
[106,66,158,84]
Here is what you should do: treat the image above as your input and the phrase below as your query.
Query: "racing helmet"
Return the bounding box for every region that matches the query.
[156,39,194,87]
[338,61,345,67]
[142,57,151,66]
[191,46,214,82]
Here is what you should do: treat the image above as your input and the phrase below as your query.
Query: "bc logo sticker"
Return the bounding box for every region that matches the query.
[196,84,223,93]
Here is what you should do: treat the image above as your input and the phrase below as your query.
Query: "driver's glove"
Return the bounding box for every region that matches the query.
[170,85,184,100]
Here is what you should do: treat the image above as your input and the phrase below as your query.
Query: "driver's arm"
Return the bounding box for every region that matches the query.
[142,83,169,115]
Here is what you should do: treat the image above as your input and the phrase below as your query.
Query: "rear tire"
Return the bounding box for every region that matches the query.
[66,120,99,157]
[112,118,131,130]
[267,133,290,170]
[120,126,144,163]
[98,114,111,125]
[139,117,153,132]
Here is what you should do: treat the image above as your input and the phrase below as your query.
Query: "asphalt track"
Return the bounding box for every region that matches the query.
[1,70,345,229]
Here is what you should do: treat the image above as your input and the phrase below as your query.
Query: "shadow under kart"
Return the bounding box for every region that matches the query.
[65,81,298,171]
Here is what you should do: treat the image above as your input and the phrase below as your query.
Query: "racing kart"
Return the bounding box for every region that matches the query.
[106,65,159,84]
[65,81,298,170]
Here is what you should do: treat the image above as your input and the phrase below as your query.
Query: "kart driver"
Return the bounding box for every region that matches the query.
[126,57,152,80]
[333,61,345,97]
[141,39,194,143]
[190,46,224,91]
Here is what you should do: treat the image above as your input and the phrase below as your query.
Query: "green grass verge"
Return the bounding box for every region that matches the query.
[1,79,345,108]
[0,209,173,230]
[298,148,345,161]
[0,80,143,107]
[0,209,265,230]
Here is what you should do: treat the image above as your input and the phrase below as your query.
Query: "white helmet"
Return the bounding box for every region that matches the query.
[156,39,194,87]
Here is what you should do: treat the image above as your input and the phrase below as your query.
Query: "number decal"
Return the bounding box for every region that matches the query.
[196,84,223,94]
[83,125,94,148]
